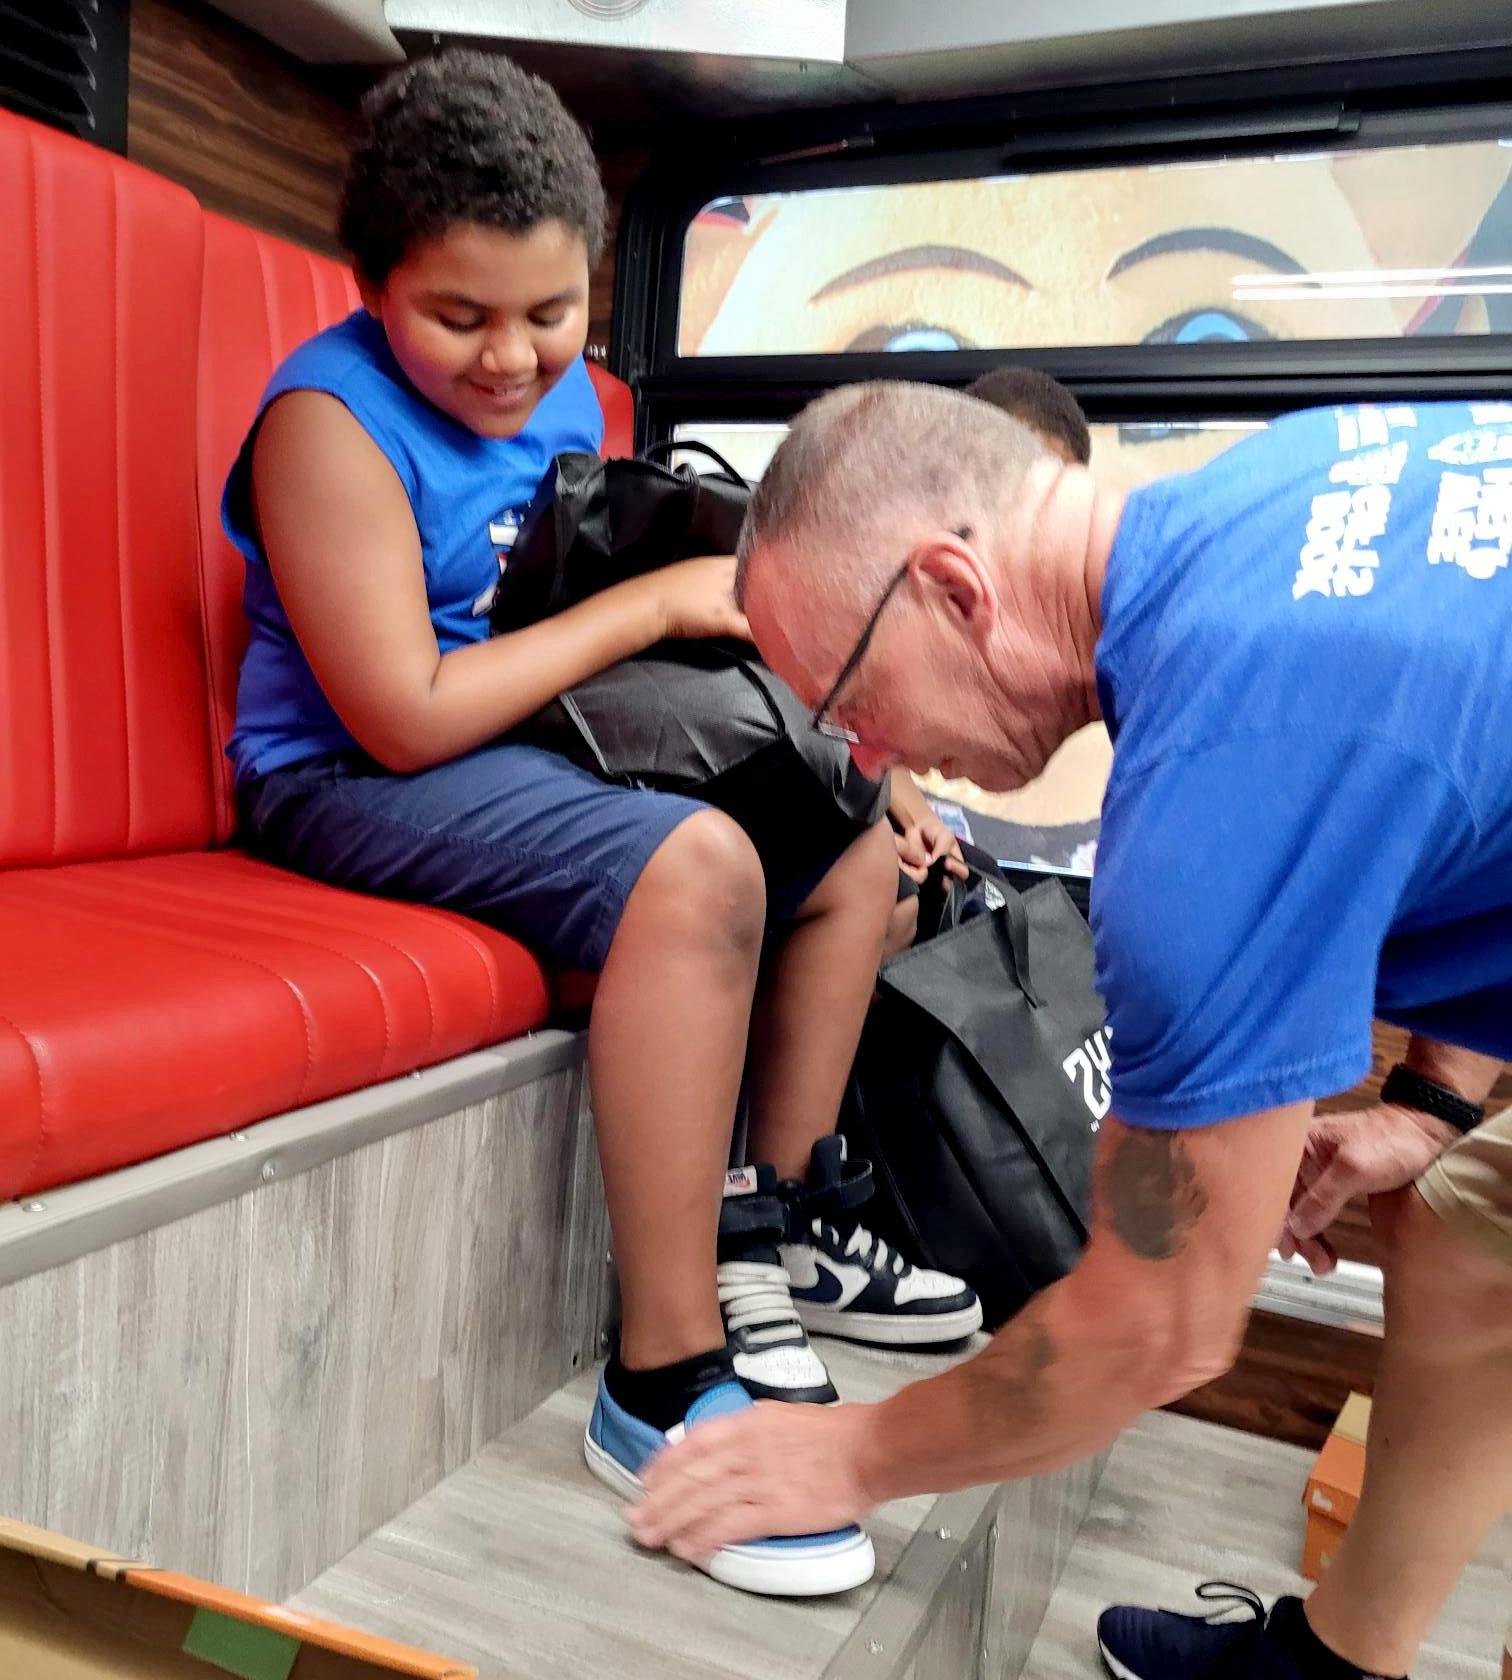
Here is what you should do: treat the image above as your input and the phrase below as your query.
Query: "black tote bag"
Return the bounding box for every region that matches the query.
[516,637,887,881]
[491,441,886,870]
[489,440,752,631]
[840,862,1110,1330]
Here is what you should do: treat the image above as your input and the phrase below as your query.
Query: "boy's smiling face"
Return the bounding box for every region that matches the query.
[360,219,591,438]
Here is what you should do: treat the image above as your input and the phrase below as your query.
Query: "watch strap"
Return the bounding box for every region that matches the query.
[1380,1063,1485,1135]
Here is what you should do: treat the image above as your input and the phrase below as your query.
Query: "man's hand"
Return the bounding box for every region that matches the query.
[629,1401,875,1562]
[893,811,968,884]
[1280,1102,1459,1275]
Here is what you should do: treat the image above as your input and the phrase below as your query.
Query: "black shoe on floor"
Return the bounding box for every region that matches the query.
[1098,1585,1396,1680]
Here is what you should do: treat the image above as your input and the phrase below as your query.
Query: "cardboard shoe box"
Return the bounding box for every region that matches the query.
[1301,1391,1371,1581]
[0,1518,475,1680]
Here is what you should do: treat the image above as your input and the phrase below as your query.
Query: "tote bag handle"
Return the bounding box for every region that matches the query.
[914,848,1042,1007]
[640,437,748,487]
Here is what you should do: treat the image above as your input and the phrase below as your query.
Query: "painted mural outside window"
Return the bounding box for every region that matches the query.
[674,138,1512,864]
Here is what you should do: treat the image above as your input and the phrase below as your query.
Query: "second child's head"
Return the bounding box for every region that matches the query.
[340,49,606,439]
[966,367,1091,467]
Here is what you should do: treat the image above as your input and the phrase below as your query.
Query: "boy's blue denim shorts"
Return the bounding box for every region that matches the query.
[238,741,839,973]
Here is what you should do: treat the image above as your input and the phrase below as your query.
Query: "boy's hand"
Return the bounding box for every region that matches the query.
[893,812,968,884]
[653,555,752,642]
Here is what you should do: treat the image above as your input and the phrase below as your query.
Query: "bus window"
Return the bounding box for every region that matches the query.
[679,138,1512,357]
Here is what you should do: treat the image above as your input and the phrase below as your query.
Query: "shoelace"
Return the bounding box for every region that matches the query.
[814,1218,910,1279]
[1182,1582,1270,1679]
[717,1259,806,1347]
[1191,1581,1267,1625]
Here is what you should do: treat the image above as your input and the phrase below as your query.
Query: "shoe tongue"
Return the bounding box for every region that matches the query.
[723,1233,782,1267]
[717,1167,787,1258]
[807,1134,847,1191]
[724,1163,777,1199]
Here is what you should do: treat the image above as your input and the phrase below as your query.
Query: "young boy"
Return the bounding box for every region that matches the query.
[224,48,977,1597]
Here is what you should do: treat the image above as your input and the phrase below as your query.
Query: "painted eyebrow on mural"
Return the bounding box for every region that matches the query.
[1106,227,1307,281]
[811,244,1031,302]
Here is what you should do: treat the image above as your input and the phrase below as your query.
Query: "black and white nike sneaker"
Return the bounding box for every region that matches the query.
[718,1165,838,1404]
[779,1137,983,1348]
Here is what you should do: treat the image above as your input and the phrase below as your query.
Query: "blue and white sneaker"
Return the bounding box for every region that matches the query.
[1098,1584,1321,1680]
[583,1373,876,1597]
[780,1138,983,1348]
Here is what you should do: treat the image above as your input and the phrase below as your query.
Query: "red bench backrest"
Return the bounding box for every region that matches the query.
[0,108,634,863]
[0,111,215,867]
[197,215,362,838]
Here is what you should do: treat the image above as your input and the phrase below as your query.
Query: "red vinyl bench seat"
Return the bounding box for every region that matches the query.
[0,110,625,1200]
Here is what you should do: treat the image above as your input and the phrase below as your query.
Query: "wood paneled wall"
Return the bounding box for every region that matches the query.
[126,0,642,349]
[127,0,357,257]
[590,146,647,356]
[0,1067,614,1603]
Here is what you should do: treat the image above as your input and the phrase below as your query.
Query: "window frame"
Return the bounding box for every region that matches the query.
[611,52,1512,452]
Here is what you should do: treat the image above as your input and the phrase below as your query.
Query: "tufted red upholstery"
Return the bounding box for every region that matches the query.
[0,110,634,1198]
[0,855,550,1197]
[586,359,634,459]
[197,213,363,840]
[0,114,213,868]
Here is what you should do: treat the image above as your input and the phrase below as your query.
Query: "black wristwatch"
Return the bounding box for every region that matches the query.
[1380,1063,1485,1135]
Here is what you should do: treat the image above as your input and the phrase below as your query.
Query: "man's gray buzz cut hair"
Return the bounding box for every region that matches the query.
[734,381,1042,611]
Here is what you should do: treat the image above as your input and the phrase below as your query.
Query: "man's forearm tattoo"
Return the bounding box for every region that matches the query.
[1103,1128,1209,1260]
[967,1299,1055,1426]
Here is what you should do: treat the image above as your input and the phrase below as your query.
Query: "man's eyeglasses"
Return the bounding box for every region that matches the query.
[810,563,910,744]
[810,527,970,745]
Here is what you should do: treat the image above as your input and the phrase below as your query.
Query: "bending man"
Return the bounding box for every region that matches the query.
[632,382,1512,1680]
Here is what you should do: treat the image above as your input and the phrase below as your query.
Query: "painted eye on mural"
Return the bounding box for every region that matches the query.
[1145,308,1274,345]
[844,322,973,352]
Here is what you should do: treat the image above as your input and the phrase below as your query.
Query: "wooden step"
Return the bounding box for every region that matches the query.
[292,1341,1107,1680]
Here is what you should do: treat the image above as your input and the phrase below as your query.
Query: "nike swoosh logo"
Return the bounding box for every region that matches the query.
[796,1259,872,1309]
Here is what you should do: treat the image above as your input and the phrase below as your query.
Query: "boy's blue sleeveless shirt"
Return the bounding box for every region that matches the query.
[224,308,603,780]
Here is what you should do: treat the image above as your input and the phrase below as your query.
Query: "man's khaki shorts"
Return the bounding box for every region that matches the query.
[1418,1106,1512,1267]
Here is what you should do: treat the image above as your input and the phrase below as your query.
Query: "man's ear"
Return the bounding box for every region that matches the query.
[912,534,997,645]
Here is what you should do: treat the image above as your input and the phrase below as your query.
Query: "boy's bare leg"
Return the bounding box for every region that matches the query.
[589,811,765,1369]
[745,820,896,1180]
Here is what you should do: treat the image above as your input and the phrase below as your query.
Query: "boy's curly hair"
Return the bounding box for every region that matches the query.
[339,48,607,284]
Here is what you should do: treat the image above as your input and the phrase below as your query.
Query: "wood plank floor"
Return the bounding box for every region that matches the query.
[1024,1410,1510,1680]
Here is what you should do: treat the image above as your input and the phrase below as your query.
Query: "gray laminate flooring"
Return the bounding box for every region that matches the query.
[291,1340,975,1680]
[1022,1410,1509,1680]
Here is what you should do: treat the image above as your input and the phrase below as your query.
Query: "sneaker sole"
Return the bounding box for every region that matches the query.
[582,1428,876,1598]
[734,1377,840,1407]
[1097,1637,1145,1680]
[796,1299,984,1347]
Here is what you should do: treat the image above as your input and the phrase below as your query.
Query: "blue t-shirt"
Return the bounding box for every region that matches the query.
[224,309,603,780]
[1093,401,1512,1128]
